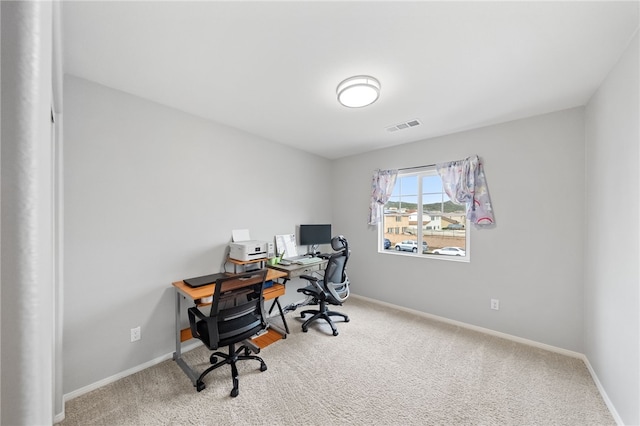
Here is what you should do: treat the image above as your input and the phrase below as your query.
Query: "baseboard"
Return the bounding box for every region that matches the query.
[57,311,281,421]
[351,294,623,424]
[57,295,622,425]
[57,340,203,421]
[582,356,624,425]
[351,294,583,357]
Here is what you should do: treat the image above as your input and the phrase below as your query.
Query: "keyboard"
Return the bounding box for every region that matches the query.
[285,255,306,261]
[294,257,323,265]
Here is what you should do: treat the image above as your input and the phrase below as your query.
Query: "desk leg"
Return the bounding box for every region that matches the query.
[173,290,182,360]
[266,297,289,335]
[268,322,287,338]
[172,290,198,386]
[275,298,289,334]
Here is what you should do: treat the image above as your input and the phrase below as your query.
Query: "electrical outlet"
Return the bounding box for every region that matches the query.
[490,299,500,310]
[130,326,141,342]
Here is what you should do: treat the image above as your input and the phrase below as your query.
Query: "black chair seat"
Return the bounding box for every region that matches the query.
[187,270,269,397]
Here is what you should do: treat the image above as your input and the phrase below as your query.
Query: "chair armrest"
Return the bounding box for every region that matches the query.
[188,307,219,347]
[187,307,207,339]
[300,274,318,282]
[299,274,326,296]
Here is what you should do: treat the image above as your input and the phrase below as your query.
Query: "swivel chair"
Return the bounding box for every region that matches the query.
[187,270,268,397]
[297,235,350,336]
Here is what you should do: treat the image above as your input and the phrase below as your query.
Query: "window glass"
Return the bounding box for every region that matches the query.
[380,167,468,260]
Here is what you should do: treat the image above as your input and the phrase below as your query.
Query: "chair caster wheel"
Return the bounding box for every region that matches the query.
[345,317,350,322]
[332,330,339,336]
[209,355,217,364]
[230,388,239,398]
[260,363,267,372]
[196,381,206,392]
[302,327,308,332]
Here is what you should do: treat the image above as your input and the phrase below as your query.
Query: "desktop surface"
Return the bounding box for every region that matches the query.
[267,258,327,280]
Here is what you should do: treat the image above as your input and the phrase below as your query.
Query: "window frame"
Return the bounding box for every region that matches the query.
[377,166,471,262]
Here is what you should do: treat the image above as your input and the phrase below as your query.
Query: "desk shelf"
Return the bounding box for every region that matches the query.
[251,329,284,349]
[228,257,267,273]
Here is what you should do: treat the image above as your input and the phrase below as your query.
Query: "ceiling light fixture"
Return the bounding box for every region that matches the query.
[336,75,381,108]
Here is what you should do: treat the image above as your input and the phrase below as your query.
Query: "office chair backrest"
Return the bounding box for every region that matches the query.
[323,235,350,303]
[206,270,268,348]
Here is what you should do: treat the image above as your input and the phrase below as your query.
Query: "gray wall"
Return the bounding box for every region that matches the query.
[332,108,586,352]
[63,76,332,393]
[63,41,639,422]
[585,32,639,426]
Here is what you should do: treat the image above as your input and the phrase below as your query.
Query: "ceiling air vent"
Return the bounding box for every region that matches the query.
[386,119,421,133]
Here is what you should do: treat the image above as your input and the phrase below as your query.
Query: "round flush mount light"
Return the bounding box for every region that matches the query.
[336,75,381,108]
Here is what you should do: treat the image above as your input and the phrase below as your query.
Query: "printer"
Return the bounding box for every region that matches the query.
[229,240,268,261]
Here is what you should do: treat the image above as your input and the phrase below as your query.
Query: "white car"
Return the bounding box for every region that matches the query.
[395,240,428,253]
[433,247,466,256]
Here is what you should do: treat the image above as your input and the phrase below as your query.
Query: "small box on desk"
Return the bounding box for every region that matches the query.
[263,280,274,289]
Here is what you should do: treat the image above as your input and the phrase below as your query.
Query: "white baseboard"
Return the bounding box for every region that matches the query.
[55,341,202,422]
[56,295,622,425]
[351,294,583,358]
[350,294,622,424]
[582,356,624,425]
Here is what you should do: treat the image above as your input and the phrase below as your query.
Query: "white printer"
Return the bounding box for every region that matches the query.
[229,240,268,261]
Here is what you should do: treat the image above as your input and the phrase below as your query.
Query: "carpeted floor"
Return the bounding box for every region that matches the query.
[58,297,614,425]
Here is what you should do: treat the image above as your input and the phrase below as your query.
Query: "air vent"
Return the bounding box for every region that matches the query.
[386,119,421,133]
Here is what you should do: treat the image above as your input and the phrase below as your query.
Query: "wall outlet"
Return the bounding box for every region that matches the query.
[130,326,141,342]
[490,299,500,310]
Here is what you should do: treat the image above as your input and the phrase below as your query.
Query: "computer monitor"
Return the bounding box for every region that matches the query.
[299,224,332,250]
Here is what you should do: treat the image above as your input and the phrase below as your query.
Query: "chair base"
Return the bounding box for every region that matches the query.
[300,305,349,336]
[196,342,267,397]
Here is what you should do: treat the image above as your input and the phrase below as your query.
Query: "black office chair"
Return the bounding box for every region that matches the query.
[187,270,269,397]
[297,235,351,336]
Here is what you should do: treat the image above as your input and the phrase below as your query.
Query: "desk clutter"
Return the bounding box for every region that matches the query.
[172,230,351,394]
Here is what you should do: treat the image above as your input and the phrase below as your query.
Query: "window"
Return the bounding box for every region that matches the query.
[379,167,469,260]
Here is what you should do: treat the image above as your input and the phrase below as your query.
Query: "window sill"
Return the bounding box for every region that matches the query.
[378,249,470,263]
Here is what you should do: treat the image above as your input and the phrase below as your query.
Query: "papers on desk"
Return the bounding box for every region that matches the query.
[275,234,299,259]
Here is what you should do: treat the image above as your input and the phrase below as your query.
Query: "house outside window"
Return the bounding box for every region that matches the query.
[379,167,469,261]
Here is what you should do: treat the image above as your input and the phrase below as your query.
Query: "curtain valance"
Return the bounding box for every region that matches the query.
[436,155,495,226]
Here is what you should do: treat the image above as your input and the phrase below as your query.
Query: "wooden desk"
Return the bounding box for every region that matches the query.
[172,268,288,387]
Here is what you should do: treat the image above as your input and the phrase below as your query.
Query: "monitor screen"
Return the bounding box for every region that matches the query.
[299,224,332,246]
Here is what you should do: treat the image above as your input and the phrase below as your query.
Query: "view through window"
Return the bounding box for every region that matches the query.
[380,167,469,259]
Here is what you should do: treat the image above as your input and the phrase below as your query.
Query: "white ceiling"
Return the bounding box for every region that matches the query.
[62,1,639,159]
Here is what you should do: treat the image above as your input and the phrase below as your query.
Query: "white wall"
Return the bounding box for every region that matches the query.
[584,32,639,426]
[1,2,55,423]
[332,108,586,352]
[63,76,332,393]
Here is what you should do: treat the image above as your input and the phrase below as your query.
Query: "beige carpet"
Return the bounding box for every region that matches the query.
[58,297,614,425]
